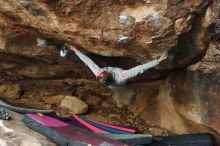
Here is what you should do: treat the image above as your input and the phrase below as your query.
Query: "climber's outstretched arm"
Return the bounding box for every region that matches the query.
[70,46,101,75]
[121,59,159,80]
[120,55,167,81]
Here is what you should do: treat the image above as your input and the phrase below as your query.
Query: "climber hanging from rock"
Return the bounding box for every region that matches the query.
[68,46,167,89]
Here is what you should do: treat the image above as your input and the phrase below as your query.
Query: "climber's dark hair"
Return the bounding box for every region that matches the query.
[96,71,115,86]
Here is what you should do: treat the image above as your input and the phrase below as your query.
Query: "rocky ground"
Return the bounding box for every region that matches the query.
[85,95,169,136]
[0,111,56,146]
[0,89,169,146]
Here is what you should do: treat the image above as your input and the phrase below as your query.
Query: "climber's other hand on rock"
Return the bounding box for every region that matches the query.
[158,55,168,63]
[70,46,77,52]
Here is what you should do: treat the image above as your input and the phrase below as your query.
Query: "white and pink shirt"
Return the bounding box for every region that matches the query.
[75,50,159,89]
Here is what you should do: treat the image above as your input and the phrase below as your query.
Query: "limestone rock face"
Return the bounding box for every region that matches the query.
[188,42,220,73]
[0,0,214,82]
[125,41,220,143]
[156,70,220,144]
[0,0,212,64]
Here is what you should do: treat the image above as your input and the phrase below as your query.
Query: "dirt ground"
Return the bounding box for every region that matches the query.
[84,96,169,136]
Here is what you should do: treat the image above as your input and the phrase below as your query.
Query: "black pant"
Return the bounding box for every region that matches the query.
[66,53,81,61]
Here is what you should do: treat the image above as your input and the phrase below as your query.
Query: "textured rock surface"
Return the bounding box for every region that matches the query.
[0,0,214,82]
[82,95,102,106]
[112,87,137,108]
[188,41,220,73]
[0,0,212,63]
[124,41,220,144]
[159,70,220,144]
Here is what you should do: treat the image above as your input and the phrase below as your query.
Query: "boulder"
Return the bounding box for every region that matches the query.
[60,96,88,114]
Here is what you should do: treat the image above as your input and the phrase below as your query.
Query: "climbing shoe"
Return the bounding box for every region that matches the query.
[60,44,69,57]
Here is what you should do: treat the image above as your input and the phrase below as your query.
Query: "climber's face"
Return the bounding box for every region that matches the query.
[96,71,105,78]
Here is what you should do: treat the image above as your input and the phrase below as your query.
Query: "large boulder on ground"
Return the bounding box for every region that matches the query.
[60,96,88,114]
